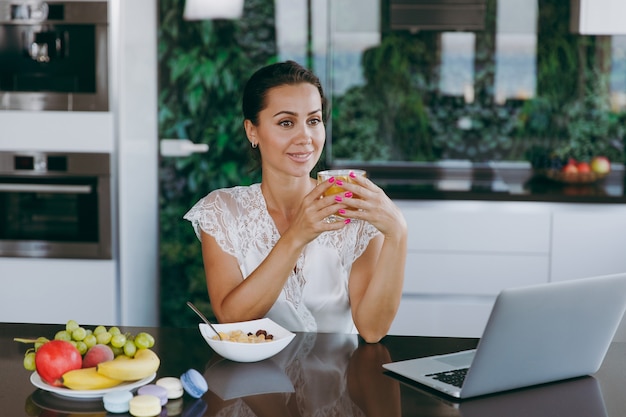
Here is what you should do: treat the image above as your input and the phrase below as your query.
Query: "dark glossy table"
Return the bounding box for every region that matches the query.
[2,322,625,416]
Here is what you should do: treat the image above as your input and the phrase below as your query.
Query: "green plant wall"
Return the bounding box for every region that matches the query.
[157,0,275,327]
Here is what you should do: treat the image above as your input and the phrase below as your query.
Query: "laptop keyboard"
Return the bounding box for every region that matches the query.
[426,368,469,388]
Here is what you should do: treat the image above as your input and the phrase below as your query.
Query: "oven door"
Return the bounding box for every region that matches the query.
[0,175,111,259]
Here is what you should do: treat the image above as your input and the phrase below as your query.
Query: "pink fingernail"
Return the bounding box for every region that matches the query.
[338,209,346,215]
[335,196,343,202]
[344,191,353,198]
[328,177,335,184]
[336,180,343,186]
[344,218,351,224]
[349,171,356,178]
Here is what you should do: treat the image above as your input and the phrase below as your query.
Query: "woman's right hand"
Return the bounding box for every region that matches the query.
[285,178,349,246]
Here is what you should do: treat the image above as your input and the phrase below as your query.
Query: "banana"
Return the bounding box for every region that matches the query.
[61,367,124,390]
[96,348,160,381]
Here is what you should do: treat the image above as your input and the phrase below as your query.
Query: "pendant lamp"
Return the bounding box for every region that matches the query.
[183,0,244,20]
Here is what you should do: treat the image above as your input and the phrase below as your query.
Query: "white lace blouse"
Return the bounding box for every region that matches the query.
[183,183,380,334]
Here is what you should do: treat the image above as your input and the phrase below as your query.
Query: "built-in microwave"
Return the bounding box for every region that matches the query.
[0,151,111,259]
[0,1,109,111]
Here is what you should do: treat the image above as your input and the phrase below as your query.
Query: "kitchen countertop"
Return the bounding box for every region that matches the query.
[3,322,626,416]
[337,161,626,203]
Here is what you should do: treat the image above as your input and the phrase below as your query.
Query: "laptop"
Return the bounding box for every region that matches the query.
[383,272,626,399]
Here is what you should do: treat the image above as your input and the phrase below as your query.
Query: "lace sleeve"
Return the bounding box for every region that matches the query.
[352,220,381,263]
[183,189,240,258]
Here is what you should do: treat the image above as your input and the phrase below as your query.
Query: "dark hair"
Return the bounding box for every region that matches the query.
[242,60,327,125]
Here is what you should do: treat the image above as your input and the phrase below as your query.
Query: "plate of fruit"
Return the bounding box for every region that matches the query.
[30,370,156,399]
[534,156,611,184]
[16,320,160,399]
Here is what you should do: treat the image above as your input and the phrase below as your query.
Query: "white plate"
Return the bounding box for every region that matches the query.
[30,371,156,399]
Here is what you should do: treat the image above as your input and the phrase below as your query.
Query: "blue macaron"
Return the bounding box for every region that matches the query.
[102,390,133,414]
[180,369,208,399]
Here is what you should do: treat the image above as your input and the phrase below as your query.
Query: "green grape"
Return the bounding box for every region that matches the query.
[83,334,97,349]
[110,333,127,348]
[96,331,112,345]
[66,319,80,333]
[111,346,124,357]
[75,341,88,355]
[68,340,78,349]
[72,327,87,341]
[134,332,153,349]
[34,337,49,351]
[108,326,121,336]
[23,351,36,371]
[123,340,137,357]
[54,330,71,341]
[144,333,155,348]
[93,325,107,336]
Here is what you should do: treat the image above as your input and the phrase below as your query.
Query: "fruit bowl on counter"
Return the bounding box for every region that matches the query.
[535,168,609,184]
[199,318,296,363]
[534,156,611,184]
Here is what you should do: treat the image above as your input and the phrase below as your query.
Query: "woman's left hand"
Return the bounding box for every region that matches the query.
[338,173,407,239]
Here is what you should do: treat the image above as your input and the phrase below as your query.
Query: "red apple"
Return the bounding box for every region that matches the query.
[82,344,114,368]
[35,340,82,387]
[577,162,591,173]
[590,156,611,174]
[562,161,578,174]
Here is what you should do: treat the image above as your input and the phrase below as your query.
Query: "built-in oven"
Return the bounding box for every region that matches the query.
[0,151,111,259]
[0,1,108,111]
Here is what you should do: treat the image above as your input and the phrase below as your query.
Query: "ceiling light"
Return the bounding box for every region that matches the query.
[183,0,244,21]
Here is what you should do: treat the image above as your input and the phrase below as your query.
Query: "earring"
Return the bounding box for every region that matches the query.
[251,142,258,149]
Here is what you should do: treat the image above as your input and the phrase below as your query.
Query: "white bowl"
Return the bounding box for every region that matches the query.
[199,318,296,362]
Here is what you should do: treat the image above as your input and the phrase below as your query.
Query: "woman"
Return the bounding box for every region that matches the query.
[184,60,407,343]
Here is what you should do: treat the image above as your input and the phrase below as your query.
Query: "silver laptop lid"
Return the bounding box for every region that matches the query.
[460,273,626,398]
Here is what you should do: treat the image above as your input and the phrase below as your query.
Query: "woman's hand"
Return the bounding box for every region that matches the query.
[333,173,407,239]
[282,178,354,246]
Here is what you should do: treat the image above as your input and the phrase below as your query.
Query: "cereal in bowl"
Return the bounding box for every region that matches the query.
[212,329,274,343]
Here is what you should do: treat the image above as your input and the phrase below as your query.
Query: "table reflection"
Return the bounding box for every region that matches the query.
[457,376,607,417]
[394,373,607,417]
[204,333,401,417]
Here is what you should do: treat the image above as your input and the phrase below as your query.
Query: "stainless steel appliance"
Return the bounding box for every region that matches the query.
[0,151,111,259]
[0,1,108,111]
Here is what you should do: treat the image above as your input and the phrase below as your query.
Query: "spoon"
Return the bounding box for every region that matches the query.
[186,301,223,340]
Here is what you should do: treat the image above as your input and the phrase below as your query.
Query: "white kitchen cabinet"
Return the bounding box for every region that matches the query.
[392,296,494,338]
[0,258,117,325]
[390,200,626,339]
[0,112,115,153]
[550,204,626,282]
[390,201,552,337]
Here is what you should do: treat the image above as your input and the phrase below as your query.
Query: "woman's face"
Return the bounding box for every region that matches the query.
[246,83,325,179]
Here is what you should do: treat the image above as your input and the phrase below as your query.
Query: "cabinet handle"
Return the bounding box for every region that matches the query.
[0,184,92,194]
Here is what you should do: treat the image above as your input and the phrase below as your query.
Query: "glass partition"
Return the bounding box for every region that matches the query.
[324,0,626,167]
